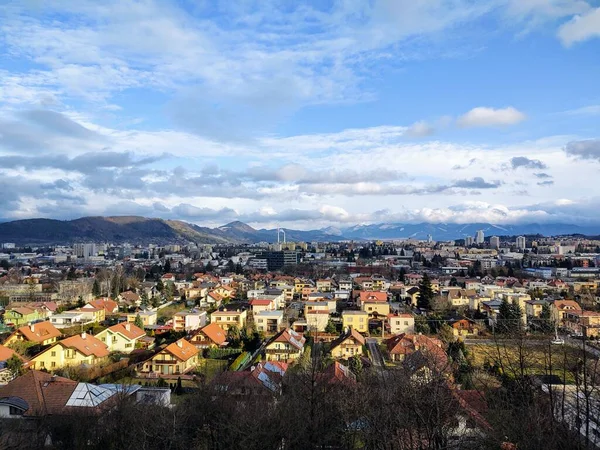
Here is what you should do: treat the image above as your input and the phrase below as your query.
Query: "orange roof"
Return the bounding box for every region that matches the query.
[105,322,145,340]
[0,345,18,361]
[59,333,109,358]
[197,323,227,346]
[250,299,273,306]
[359,291,387,303]
[164,339,198,362]
[554,300,582,312]
[89,298,118,313]
[14,322,62,343]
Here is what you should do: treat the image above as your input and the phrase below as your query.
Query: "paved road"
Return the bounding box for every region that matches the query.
[366,338,384,368]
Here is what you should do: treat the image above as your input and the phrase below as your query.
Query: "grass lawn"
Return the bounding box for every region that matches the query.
[196,358,229,382]
[467,342,588,384]
[157,302,187,322]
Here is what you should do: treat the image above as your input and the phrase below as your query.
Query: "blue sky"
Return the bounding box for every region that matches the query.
[0,0,599,229]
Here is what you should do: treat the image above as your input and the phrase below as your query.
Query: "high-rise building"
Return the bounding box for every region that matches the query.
[74,243,97,259]
[475,230,485,245]
[516,236,526,250]
[465,236,474,247]
[490,236,500,249]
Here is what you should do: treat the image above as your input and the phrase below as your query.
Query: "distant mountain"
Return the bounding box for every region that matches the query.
[339,222,600,241]
[0,216,597,245]
[0,216,233,245]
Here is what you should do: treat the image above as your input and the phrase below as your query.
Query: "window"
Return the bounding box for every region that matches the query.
[51,351,56,357]
[125,343,132,348]
[40,361,45,368]
[101,337,106,342]
[51,362,56,368]
[9,406,23,416]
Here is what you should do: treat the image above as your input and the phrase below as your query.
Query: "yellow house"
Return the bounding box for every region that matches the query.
[342,311,369,333]
[126,310,157,326]
[4,322,62,347]
[210,309,247,331]
[361,302,390,318]
[29,332,109,371]
[294,279,310,293]
[305,310,330,332]
[388,313,415,335]
[265,328,305,361]
[73,305,106,323]
[329,328,365,359]
[140,338,199,376]
[95,322,146,353]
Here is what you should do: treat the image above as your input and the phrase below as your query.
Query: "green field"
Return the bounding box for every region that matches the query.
[467,342,589,384]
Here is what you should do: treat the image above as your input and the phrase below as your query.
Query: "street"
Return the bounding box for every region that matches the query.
[366,337,384,368]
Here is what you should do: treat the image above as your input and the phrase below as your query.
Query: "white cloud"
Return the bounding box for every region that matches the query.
[405,120,435,137]
[456,106,527,128]
[558,7,600,46]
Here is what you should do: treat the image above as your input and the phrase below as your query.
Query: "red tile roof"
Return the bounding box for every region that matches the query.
[59,333,110,358]
[13,321,62,343]
[359,291,387,303]
[164,339,199,362]
[105,322,145,340]
[0,370,76,416]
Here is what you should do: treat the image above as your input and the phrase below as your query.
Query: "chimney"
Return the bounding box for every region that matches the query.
[30,324,35,332]
[81,332,87,339]
[125,323,131,331]
[177,340,183,348]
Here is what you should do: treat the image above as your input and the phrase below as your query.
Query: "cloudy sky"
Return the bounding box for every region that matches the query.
[1,0,599,229]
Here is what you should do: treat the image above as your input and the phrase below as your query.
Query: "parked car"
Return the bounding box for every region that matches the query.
[551,338,565,345]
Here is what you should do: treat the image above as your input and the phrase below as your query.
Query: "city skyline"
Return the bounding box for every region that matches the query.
[1,1,599,230]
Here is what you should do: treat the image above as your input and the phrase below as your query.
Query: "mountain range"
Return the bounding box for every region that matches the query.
[0,216,597,245]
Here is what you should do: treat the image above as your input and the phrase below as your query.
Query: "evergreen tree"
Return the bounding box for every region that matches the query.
[349,354,363,376]
[398,267,406,283]
[134,314,144,329]
[156,278,165,292]
[325,320,337,334]
[205,262,214,272]
[226,260,235,273]
[164,259,171,274]
[417,273,434,310]
[92,279,101,297]
[6,354,23,378]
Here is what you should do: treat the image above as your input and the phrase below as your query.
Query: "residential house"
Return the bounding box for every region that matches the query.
[189,323,227,348]
[212,285,236,299]
[254,310,284,334]
[3,306,44,328]
[206,291,225,307]
[445,289,477,308]
[362,301,390,318]
[319,361,357,385]
[338,279,353,291]
[86,298,119,315]
[72,305,106,323]
[564,311,600,337]
[385,333,445,363]
[29,332,110,371]
[212,361,287,397]
[405,274,423,286]
[551,299,582,324]
[304,301,329,317]
[0,345,21,385]
[172,310,207,332]
[127,309,157,327]
[140,338,199,376]
[301,286,317,301]
[316,279,333,292]
[4,322,62,347]
[210,309,247,331]
[118,291,141,308]
[329,328,365,359]
[450,318,480,337]
[50,312,88,329]
[265,328,306,362]
[405,287,420,306]
[387,313,415,335]
[342,310,369,333]
[249,299,275,314]
[525,300,547,319]
[95,322,146,353]
[305,310,330,332]
[357,291,388,308]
